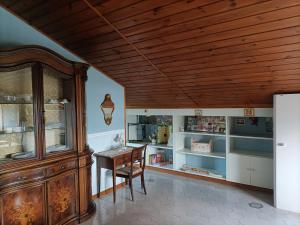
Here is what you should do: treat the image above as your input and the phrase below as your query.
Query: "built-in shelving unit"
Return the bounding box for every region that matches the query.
[127,114,174,171]
[177,149,226,159]
[148,144,173,150]
[149,162,175,170]
[230,150,273,158]
[228,116,273,159]
[180,167,225,180]
[174,115,227,179]
[229,134,273,140]
[177,131,226,137]
[126,108,274,188]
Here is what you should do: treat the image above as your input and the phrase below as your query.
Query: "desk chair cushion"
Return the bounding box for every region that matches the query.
[116,164,142,176]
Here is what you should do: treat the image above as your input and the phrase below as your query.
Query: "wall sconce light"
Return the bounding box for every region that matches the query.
[100,94,115,125]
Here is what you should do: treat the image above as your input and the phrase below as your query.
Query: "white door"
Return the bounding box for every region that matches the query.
[250,157,273,189]
[227,153,251,185]
[274,94,300,213]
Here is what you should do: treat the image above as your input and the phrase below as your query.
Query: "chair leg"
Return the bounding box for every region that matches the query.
[141,173,147,195]
[125,178,128,185]
[129,176,134,201]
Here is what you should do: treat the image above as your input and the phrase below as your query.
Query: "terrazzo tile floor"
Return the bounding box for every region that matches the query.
[82,170,300,225]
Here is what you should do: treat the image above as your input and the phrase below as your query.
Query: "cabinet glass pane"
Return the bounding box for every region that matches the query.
[43,67,73,154]
[0,67,35,163]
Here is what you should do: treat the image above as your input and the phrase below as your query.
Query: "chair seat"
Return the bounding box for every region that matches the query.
[116,165,143,176]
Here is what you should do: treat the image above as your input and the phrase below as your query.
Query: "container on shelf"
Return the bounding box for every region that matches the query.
[191,139,212,153]
[185,116,226,134]
[157,125,169,144]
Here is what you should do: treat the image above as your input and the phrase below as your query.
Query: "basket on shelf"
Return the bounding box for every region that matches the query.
[191,139,213,153]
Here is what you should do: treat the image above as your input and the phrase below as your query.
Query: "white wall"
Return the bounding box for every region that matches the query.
[88,130,125,193]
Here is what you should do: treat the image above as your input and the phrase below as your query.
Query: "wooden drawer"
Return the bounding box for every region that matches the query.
[116,155,131,166]
[46,160,77,177]
[0,168,45,188]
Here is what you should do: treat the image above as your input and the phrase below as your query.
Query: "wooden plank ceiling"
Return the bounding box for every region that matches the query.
[1,0,300,108]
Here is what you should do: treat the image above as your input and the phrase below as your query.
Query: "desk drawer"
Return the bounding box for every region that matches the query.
[116,155,131,166]
[0,168,45,188]
[46,160,76,177]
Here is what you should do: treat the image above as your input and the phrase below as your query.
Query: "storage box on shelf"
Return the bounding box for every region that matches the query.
[191,139,213,153]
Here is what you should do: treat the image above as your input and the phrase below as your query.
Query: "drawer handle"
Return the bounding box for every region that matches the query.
[17,176,28,180]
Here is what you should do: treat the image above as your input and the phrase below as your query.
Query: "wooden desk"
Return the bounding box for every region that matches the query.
[94,147,134,203]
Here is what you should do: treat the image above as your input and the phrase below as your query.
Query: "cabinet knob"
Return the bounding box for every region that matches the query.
[60,165,65,170]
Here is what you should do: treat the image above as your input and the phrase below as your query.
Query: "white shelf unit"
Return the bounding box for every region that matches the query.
[126,108,274,187]
[230,150,273,158]
[147,162,175,171]
[173,115,227,179]
[126,142,175,170]
[177,131,226,137]
[126,114,175,170]
[177,149,226,159]
[228,116,274,159]
[229,134,273,140]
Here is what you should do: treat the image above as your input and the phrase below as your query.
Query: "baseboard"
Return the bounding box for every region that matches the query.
[146,166,273,193]
[92,182,126,200]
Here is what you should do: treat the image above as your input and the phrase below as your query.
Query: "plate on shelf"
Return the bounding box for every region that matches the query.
[45,123,65,129]
[0,158,12,163]
[48,99,59,104]
[46,145,68,152]
[10,151,34,159]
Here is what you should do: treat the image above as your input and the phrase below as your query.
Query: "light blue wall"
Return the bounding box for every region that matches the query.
[0,6,125,134]
[86,68,124,133]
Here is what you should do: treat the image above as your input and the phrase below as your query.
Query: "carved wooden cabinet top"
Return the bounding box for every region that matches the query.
[0,45,89,74]
[0,46,90,172]
[0,46,95,224]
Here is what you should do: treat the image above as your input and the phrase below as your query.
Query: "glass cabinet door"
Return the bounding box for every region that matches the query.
[43,66,74,154]
[0,67,36,163]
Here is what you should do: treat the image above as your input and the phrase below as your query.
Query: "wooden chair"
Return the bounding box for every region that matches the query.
[116,145,147,201]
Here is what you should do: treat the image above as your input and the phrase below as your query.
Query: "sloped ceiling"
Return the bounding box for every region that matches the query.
[1,0,300,108]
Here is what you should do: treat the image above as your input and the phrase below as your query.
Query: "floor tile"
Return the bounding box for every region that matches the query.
[82,171,300,225]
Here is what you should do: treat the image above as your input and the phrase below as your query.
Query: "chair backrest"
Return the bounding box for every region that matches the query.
[130,145,147,173]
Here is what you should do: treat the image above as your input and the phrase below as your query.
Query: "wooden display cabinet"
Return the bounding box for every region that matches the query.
[0,46,95,224]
